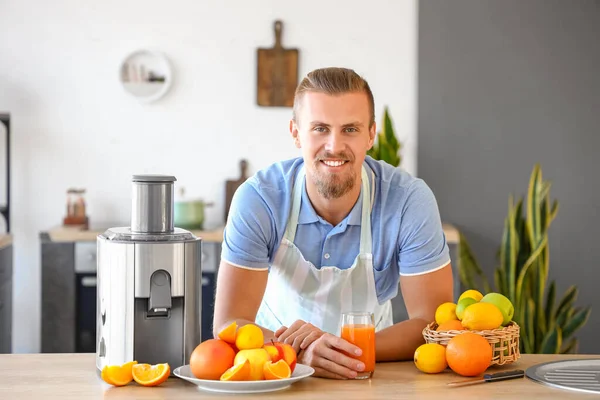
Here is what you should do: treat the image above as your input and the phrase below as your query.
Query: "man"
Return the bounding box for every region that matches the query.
[213,67,453,379]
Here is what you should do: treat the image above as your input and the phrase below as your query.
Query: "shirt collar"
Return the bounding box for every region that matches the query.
[297,165,372,226]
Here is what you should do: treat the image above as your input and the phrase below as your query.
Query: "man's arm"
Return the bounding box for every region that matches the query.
[212,261,274,340]
[375,263,453,361]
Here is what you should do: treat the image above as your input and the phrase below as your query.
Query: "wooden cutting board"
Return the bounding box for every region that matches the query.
[256,20,299,107]
[224,159,249,222]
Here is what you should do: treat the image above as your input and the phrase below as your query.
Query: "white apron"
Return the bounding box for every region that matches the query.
[255,165,394,336]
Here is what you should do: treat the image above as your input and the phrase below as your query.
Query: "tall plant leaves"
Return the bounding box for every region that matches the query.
[562,308,591,340]
[545,281,556,331]
[540,326,562,354]
[456,164,591,354]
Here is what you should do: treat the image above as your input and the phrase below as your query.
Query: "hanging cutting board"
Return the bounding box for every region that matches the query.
[256,20,299,107]
[224,159,249,223]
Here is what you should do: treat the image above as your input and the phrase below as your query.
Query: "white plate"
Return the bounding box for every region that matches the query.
[173,363,315,394]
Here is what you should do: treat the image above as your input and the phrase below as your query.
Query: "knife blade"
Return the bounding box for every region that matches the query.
[447,369,525,387]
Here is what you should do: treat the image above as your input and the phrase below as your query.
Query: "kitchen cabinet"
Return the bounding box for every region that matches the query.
[0,237,12,353]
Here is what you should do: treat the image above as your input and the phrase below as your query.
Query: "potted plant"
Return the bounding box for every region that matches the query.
[367,106,402,167]
[458,164,591,354]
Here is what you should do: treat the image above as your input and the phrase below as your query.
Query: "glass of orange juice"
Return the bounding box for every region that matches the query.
[340,312,375,379]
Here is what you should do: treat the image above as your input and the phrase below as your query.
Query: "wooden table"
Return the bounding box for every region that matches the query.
[1,353,599,399]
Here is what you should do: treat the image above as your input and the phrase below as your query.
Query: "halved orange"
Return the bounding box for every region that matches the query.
[263,359,291,380]
[220,359,250,381]
[218,321,238,344]
[101,361,137,386]
[132,363,170,387]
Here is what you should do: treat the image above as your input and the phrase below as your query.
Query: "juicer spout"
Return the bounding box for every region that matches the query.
[148,270,172,317]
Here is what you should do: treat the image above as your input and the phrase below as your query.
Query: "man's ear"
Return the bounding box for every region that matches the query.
[367,122,377,150]
[290,119,301,148]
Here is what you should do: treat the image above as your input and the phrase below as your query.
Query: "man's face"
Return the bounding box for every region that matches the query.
[290,91,376,199]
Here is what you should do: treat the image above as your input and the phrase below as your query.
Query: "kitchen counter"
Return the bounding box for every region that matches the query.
[0,234,11,249]
[0,353,598,399]
[42,224,460,244]
[44,225,225,243]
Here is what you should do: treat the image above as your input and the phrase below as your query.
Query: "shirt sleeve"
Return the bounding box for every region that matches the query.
[397,179,451,276]
[220,182,275,270]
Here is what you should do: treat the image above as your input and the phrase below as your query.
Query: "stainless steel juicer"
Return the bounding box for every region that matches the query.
[95,175,202,373]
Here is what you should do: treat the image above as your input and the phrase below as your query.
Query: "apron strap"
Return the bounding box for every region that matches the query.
[283,166,305,242]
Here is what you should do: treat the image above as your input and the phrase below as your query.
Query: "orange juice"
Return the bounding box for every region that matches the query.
[341,323,375,373]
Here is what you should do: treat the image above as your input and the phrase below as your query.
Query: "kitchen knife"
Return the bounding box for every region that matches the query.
[447,370,525,387]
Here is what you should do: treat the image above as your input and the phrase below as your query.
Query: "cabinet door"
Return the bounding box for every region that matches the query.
[0,245,12,354]
[0,278,11,353]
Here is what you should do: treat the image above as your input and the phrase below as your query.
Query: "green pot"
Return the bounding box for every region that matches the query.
[174,200,213,230]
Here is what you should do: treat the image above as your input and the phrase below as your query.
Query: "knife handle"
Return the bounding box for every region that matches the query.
[484,370,525,382]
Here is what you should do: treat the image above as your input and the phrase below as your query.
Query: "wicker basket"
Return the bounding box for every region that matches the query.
[422,321,521,366]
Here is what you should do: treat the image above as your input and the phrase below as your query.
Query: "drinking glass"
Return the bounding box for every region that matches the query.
[340,312,375,379]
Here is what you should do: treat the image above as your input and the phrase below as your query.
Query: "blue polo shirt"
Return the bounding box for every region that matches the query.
[221,156,451,304]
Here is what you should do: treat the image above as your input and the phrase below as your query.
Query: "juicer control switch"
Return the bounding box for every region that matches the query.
[148,270,172,318]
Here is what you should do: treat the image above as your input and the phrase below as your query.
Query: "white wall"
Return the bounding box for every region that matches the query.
[0,0,417,353]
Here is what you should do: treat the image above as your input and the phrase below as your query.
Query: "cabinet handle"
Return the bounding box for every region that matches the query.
[82,277,97,287]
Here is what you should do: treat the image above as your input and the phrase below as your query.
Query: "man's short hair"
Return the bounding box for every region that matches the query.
[292,67,375,127]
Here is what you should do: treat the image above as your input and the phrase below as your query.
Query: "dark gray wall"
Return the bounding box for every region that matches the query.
[418,0,600,353]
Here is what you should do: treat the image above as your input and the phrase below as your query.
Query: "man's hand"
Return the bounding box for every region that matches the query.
[274,320,324,353]
[296,333,365,379]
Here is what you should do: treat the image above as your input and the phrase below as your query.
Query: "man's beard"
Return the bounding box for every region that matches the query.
[311,152,356,199]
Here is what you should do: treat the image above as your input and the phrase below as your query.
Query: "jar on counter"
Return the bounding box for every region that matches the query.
[64,188,89,228]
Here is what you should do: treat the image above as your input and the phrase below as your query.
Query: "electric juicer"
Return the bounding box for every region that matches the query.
[95,175,202,373]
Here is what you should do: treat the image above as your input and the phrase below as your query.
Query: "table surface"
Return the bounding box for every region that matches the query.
[1,353,599,399]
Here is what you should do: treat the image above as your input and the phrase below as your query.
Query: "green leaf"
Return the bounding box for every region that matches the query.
[545,280,556,331]
[523,298,536,354]
[562,307,591,340]
[561,338,578,354]
[540,326,562,354]
[555,286,578,322]
[556,307,574,328]
[500,195,519,303]
[515,235,548,315]
[548,200,559,227]
[526,164,542,247]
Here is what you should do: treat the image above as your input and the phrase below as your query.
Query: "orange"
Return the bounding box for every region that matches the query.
[190,339,236,380]
[263,360,291,380]
[220,359,251,381]
[101,361,137,386]
[413,344,447,374]
[218,321,238,344]
[131,363,170,387]
[446,333,493,377]
[436,320,465,331]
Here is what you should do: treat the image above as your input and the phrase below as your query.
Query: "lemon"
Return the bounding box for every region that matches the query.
[435,302,458,325]
[456,297,478,320]
[414,343,448,374]
[235,324,264,350]
[458,289,484,303]
[461,302,503,330]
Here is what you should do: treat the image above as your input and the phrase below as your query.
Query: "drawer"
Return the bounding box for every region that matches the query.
[75,242,97,273]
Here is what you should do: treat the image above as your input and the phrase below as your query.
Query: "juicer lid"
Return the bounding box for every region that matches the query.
[132,174,177,183]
